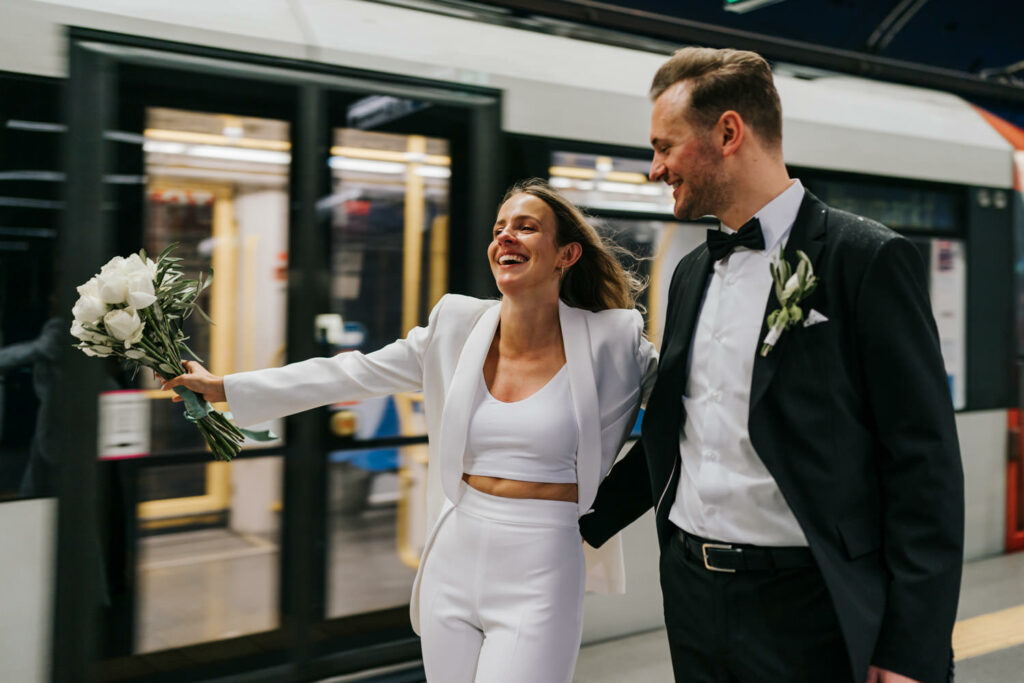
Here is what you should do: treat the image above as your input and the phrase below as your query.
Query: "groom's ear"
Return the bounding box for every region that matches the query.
[717,110,745,158]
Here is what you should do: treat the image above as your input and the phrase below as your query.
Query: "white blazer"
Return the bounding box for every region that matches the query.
[224,294,657,632]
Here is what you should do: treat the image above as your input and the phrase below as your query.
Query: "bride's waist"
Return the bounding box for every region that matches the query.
[461,473,578,502]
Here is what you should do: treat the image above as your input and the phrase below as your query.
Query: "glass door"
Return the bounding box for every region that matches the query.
[134,106,291,652]
[58,30,500,683]
[321,124,449,620]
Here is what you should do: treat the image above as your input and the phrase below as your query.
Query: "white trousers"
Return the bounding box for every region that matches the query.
[418,484,586,683]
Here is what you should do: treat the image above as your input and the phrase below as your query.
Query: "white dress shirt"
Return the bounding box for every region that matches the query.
[667,179,809,546]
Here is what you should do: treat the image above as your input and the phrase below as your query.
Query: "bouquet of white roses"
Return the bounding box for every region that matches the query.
[70,245,271,461]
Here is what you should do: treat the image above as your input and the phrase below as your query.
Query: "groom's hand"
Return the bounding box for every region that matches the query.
[866,665,920,683]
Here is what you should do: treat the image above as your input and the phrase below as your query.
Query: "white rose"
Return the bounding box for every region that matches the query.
[126,269,156,309]
[99,255,125,275]
[103,308,145,346]
[76,276,101,299]
[123,253,151,277]
[72,291,107,323]
[97,257,130,305]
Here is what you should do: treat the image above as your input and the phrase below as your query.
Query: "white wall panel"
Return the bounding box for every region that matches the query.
[0,498,55,683]
[957,409,1008,561]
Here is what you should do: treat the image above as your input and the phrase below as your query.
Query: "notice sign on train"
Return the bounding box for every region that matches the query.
[98,390,150,459]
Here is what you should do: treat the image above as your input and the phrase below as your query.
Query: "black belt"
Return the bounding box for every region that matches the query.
[677,529,815,573]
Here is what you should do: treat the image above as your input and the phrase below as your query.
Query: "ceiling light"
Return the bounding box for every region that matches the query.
[723,0,787,14]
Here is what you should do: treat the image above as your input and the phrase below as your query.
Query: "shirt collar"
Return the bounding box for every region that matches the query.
[723,179,804,253]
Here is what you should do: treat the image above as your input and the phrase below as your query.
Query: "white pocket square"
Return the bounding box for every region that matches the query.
[803,309,829,328]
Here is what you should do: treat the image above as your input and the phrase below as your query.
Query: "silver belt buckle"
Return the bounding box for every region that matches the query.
[701,542,737,573]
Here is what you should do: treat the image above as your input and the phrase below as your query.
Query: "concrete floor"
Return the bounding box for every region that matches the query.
[138,509,1024,679]
[572,551,1024,682]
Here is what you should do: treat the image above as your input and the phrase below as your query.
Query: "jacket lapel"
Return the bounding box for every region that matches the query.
[559,301,602,515]
[438,302,500,504]
[749,192,828,410]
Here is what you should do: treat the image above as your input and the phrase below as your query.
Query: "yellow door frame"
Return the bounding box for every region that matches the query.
[139,179,239,524]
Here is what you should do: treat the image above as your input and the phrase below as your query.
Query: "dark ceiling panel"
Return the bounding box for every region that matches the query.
[466,0,1024,125]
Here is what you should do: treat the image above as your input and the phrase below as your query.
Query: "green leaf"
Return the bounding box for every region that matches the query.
[194,305,214,325]
[156,243,180,262]
[776,308,789,328]
[180,342,205,362]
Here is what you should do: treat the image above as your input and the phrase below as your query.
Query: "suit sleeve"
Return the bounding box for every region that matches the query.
[579,438,654,547]
[224,295,445,427]
[580,315,661,547]
[856,237,964,682]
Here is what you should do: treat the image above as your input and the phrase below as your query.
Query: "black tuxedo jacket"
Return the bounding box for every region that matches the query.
[580,191,964,683]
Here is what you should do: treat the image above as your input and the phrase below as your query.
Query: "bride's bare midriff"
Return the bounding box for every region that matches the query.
[462,473,578,502]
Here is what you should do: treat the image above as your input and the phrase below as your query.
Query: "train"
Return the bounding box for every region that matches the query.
[0,1,1019,681]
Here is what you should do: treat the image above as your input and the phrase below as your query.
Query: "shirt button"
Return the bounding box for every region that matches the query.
[704,450,717,460]
[726,276,737,286]
[711,390,721,402]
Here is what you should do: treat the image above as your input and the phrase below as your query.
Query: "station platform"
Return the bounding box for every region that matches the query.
[573,550,1024,682]
[320,550,1024,682]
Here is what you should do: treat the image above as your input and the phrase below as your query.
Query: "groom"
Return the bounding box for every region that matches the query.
[580,47,964,683]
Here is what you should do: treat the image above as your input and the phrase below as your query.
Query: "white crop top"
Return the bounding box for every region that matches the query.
[463,365,578,484]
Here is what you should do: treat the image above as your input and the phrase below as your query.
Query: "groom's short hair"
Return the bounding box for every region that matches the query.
[650,47,782,149]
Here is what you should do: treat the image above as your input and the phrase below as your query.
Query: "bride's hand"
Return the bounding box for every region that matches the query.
[160,360,227,404]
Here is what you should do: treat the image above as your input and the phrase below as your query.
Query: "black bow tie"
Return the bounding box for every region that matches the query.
[706,217,765,261]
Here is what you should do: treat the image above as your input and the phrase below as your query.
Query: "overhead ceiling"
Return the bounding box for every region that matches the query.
[615,0,1018,76]
[427,0,1024,128]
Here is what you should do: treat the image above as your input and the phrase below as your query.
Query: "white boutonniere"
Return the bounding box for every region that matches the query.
[760,248,818,357]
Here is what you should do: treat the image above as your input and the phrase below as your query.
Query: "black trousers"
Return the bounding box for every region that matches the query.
[660,530,853,683]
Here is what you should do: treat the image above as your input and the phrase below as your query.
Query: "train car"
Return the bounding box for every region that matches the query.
[0,1,1018,680]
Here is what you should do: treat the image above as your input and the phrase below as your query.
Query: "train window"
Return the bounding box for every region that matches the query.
[0,75,62,501]
[549,151,671,214]
[806,177,960,233]
[324,127,449,619]
[134,107,289,651]
[135,456,282,652]
[328,128,449,352]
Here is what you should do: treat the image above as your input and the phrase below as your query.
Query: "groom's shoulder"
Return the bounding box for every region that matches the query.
[824,204,902,255]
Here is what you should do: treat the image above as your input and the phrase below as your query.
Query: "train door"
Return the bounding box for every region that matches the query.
[55,30,500,682]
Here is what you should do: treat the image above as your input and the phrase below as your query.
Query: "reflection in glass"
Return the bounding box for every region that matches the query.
[549,151,672,214]
[328,128,450,349]
[324,127,449,618]
[134,108,290,651]
[136,456,282,652]
[326,445,423,619]
[0,78,62,500]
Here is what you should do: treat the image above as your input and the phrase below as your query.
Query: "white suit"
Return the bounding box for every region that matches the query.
[224,294,656,675]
